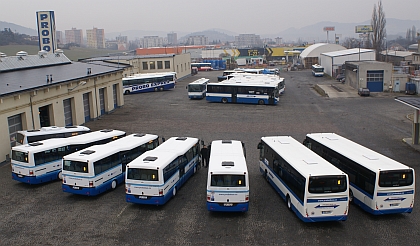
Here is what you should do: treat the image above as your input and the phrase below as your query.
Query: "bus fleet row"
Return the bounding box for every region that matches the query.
[11,127,414,222]
[187,71,286,105]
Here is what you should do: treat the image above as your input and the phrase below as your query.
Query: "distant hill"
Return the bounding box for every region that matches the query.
[0,21,37,36]
[178,29,235,43]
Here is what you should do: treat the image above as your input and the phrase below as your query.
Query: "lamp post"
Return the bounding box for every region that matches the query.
[358,41,361,61]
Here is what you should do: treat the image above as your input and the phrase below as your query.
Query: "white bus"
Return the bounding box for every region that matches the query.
[187,78,209,99]
[62,133,159,196]
[258,136,349,222]
[207,140,249,212]
[311,64,324,77]
[11,129,126,184]
[206,76,282,105]
[15,126,90,146]
[303,133,415,215]
[122,72,177,95]
[125,137,200,205]
[226,73,286,94]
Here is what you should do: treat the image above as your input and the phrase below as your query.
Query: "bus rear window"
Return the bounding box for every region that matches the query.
[127,168,158,181]
[379,170,413,187]
[12,150,28,163]
[63,160,89,173]
[211,175,246,187]
[308,175,347,193]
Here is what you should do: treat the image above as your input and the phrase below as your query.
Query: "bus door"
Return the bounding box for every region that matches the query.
[231,87,238,103]
[179,156,187,178]
[268,93,275,105]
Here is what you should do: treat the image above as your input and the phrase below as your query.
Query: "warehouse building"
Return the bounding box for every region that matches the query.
[320,48,376,77]
[299,43,346,68]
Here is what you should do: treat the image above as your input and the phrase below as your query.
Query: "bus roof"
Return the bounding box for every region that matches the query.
[62,133,158,162]
[261,136,346,178]
[305,133,411,172]
[311,64,323,68]
[123,72,176,80]
[127,137,199,169]
[12,129,126,153]
[208,140,247,174]
[189,78,209,85]
[17,125,90,136]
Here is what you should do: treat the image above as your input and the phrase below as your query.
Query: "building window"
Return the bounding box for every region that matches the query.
[8,114,23,147]
[165,61,170,69]
[149,61,156,70]
[157,61,163,69]
[142,62,148,70]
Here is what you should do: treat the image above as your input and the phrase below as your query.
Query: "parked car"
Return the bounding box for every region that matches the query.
[336,74,345,81]
[358,88,370,96]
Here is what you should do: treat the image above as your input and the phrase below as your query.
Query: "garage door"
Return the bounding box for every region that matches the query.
[366,70,384,92]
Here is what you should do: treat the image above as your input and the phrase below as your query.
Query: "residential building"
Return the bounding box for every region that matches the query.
[65,28,83,46]
[86,27,105,49]
[167,32,177,45]
[187,36,208,46]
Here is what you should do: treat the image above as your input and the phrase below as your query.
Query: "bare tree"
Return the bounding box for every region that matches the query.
[371,0,386,60]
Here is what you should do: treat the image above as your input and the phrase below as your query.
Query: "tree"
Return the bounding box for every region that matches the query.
[371,0,386,60]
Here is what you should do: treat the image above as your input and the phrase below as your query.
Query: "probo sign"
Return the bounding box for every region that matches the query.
[36,11,56,52]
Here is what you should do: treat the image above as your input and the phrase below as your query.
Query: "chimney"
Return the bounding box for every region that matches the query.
[46,75,50,83]
[50,74,53,82]
[87,68,92,75]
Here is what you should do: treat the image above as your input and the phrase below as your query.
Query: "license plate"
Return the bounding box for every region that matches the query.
[390,203,399,207]
[17,174,23,178]
[224,203,233,207]
[322,211,332,214]
[139,196,147,199]
[72,186,80,190]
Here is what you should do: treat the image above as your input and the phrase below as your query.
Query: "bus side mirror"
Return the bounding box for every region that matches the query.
[257,142,262,149]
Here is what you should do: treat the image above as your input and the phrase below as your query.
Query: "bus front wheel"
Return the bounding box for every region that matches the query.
[173,187,177,197]
[111,180,117,190]
[159,87,164,91]
[258,99,265,105]
[286,195,292,211]
[124,90,130,95]
[154,88,158,92]
[221,98,228,103]
[57,171,62,180]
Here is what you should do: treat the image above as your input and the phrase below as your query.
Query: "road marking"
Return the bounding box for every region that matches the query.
[117,204,128,218]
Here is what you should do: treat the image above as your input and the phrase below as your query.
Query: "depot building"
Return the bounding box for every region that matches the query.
[0,50,191,164]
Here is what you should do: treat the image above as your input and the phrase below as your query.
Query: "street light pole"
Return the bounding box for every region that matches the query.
[359,41,361,61]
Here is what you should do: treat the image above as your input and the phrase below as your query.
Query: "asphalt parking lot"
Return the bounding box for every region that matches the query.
[1,69,420,245]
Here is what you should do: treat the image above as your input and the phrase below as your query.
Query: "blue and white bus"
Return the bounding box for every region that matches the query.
[11,129,126,184]
[258,136,349,222]
[206,76,282,105]
[125,137,200,205]
[207,140,249,212]
[304,133,415,215]
[62,133,159,196]
[225,73,286,94]
[311,64,324,77]
[122,72,177,95]
[187,78,209,99]
[15,125,90,146]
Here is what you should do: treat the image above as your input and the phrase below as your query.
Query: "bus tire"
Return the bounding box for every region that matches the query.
[222,98,228,103]
[111,180,117,190]
[264,170,269,182]
[159,87,164,91]
[258,99,265,105]
[154,88,158,92]
[349,189,354,204]
[286,195,292,211]
[173,187,177,197]
[194,165,197,174]
[57,171,62,180]
[124,90,130,95]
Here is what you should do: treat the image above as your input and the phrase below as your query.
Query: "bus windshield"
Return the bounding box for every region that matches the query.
[127,168,159,181]
[211,174,246,187]
[313,67,324,72]
[63,160,89,173]
[308,175,347,193]
[12,150,28,163]
[188,84,204,92]
[379,170,414,187]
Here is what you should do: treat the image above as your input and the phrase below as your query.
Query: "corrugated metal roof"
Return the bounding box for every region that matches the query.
[379,51,414,57]
[321,48,374,57]
[0,52,71,72]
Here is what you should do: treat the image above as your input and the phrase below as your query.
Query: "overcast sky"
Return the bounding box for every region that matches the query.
[2,0,419,35]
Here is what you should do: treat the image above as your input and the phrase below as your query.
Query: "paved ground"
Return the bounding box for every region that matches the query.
[1,68,420,246]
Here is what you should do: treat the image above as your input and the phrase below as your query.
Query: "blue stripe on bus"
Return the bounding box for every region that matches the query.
[62,173,124,196]
[206,190,249,193]
[307,197,348,203]
[377,190,414,196]
[352,196,413,215]
[12,169,60,184]
[207,201,249,212]
[206,96,275,105]
[129,82,175,94]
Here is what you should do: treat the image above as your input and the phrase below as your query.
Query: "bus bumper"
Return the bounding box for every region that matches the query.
[126,194,167,205]
[62,184,100,196]
[207,202,249,212]
[12,171,58,184]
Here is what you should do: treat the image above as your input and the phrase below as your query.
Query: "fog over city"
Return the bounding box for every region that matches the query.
[2,0,419,35]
